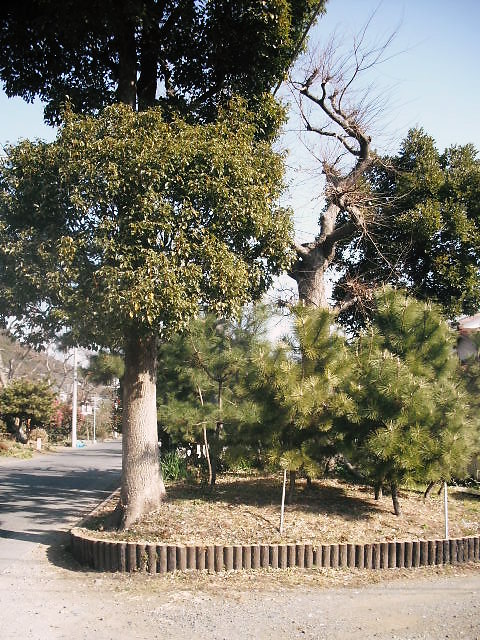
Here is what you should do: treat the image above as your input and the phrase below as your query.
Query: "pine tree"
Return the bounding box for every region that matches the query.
[250,305,352,501]
[344,288,475,515]
[157,307,266,485]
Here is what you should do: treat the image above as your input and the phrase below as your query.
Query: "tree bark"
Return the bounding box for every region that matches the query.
[210,380,223,487]
[117,332,165,529]
[210,421,221,487]
[288,203,342,309]
[287,469,296,504]
[391,483,401,516]
[424,480,436,499]
[290,247,330,308]
[115,10,138,109]
[374,482,383,500]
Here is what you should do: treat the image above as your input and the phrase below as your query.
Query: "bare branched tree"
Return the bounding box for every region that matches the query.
[287,25,397,312]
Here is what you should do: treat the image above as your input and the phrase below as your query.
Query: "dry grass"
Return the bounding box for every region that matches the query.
[84,474,480,546]
[0,437,34,458]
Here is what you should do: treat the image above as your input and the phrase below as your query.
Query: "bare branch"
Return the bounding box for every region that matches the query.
[284,17,400,311]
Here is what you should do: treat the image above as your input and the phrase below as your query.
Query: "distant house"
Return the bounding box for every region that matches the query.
[457,314,480,361]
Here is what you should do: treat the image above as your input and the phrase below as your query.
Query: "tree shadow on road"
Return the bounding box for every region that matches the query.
[0,464,121,572]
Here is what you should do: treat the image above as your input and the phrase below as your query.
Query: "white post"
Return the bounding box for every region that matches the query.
[444,480,449,539]
[280,469,287,535]
[93,396,97,444]
[71,347,78,448]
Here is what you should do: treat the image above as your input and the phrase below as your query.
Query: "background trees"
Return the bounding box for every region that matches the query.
[0,1,325,123]
[334,130,480,328]
[0,379,56,441]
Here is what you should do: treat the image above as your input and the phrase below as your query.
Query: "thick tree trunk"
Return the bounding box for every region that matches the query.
[117,332,165,529]
[374,482,383,500]
[391,483,401,516]
[115,11,138,109]
[289,203,343,309]
[290,249,329,308]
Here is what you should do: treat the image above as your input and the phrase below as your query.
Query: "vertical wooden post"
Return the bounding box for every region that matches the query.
[355,544,364,569]
[233,545,243,570]
[224,546,234,571]
[443,481,449,540]
[269,545,279,569]
[322,544,331,568]
[167,545,177,572]
[280,469,287,534]
[196,546,206,571]
[177,546,187,571]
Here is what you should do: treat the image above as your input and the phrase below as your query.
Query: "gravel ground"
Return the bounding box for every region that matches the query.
[2,538,480,640]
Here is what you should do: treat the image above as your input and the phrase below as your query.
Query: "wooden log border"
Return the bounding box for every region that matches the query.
[70,529,480,574]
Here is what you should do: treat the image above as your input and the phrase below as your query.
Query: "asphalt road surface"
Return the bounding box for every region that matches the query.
[1,443,480,640]
[0,441,122,573]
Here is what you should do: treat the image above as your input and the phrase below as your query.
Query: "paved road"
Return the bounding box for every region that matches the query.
[1,443,480,640]
[0,441,122,573]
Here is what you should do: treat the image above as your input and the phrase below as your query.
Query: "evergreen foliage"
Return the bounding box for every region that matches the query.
[0,102,293,349]
[85,352,125,386]
[344,288,476,514]
[335,129,480,327]
[250,305,351,494]
[0,379,56,436]
[0,1,325,128]
[157,307,267,484]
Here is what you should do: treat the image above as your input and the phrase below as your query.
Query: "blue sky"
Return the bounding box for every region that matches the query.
[313,0,480,151]
[275,0,480,244]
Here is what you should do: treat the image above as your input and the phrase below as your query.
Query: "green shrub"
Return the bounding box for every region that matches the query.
[160,450,188,482]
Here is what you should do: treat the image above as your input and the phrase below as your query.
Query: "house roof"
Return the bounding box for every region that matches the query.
[458,313,480,335]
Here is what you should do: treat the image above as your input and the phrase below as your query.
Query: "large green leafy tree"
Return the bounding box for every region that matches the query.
[157,308,266,485]
[0,103,293,527]
[335,129,480,327]
[250,305,352,500]
[344,288,476,515]
[0,0,324,125]
[0,379,56,440]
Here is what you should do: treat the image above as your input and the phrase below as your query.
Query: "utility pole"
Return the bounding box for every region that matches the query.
[71,347,78,448]
[93,396,97,444]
